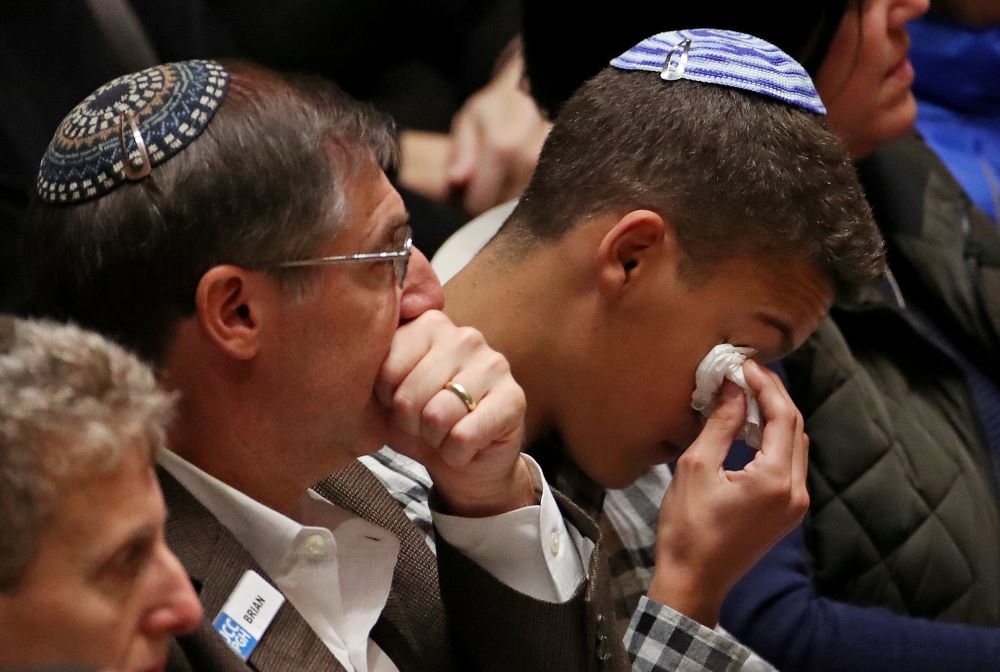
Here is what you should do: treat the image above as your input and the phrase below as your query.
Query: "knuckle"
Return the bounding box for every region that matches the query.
[764,478,793,505]
[486,350,511,376]
[376,368,400,394]
[715,405,745,423]
[494,379,526,416]
[421,403,451,432]
[502,386,527,420]
[455,326,487,351]
[446,425,477,451]
[512,384,527,411]
[676,451,707,474]
[770,395,793,417]
[792,491,811,516]
[392,390,419,418]
[705,408,742,431]
[413,310,448,337]
[494,137,520,160]
[426,310,451,328]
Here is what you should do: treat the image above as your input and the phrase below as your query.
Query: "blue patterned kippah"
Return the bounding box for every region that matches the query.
[610,29,826,115]
[37,60,230,204]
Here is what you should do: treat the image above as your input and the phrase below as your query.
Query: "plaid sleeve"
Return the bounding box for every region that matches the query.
[361,447,437,549]
[626,596,751,672]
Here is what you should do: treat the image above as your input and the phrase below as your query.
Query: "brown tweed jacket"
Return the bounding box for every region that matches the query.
[163,460,626,672]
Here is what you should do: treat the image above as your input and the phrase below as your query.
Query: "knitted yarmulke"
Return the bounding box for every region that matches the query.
[610,29,826,115]
[37,60,230,204]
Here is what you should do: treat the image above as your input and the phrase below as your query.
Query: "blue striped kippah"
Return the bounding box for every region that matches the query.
[37,60,230,204]
[610,29,826,115]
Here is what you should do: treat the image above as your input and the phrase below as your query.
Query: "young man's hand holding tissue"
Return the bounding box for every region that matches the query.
[648,358,810,627]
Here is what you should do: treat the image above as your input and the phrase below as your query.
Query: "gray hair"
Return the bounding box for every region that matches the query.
[0,316,175,590]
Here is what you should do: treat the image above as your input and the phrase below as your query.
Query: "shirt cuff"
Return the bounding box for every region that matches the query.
[431,454,586,603]
[626,596,751,672]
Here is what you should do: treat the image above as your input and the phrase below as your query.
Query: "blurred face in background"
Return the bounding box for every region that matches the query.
[0,446,202,672]
[815,0,930,157]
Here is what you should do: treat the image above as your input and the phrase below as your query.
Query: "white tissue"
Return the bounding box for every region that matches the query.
[691,344,763,449]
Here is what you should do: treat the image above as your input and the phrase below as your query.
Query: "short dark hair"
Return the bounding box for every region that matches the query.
[21,61,397,364]
[499,69,884,298]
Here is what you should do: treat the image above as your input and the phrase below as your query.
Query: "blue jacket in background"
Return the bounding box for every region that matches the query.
[909,16,1000,222]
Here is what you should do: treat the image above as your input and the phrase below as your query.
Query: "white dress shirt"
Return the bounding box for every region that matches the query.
[159,449,586,672]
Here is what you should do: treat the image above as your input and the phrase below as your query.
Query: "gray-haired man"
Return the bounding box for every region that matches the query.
[0,316,203,671]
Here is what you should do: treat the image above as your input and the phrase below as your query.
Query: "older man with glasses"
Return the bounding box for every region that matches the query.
[19,60,637,671]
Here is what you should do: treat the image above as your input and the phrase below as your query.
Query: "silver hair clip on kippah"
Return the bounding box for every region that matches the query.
[661,39,692,81]
[119,110,151,181]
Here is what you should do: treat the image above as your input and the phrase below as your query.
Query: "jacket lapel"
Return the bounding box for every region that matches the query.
[160,469,344,672]
[314,460,454,671]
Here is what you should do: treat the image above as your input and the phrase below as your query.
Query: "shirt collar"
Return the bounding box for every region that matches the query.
[158,448,304,578]
[158,449,399,581]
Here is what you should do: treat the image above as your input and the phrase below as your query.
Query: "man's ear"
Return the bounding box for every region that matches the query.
[194,265,269,360]
[595,209,680,299]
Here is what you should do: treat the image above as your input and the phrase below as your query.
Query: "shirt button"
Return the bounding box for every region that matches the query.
[597,634,611,663]
[302,534,328,559]
[549,530,560,556]
[596,615,612,663]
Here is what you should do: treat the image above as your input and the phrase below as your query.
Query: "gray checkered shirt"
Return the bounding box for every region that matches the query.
[362,448,775,672]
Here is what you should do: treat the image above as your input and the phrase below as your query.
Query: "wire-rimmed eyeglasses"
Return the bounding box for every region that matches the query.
[261,227,413,288]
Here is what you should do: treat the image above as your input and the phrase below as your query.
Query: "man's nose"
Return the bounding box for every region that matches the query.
[399,245,445,321]
[142,545,204,637]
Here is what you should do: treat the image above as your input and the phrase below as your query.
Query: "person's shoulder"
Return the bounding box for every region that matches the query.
[856,132,976,238]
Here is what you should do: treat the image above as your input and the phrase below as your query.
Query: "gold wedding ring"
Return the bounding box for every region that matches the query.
[444,381,477,413]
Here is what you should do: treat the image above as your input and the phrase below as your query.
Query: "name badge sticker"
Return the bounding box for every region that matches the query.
[213,570,286,660]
